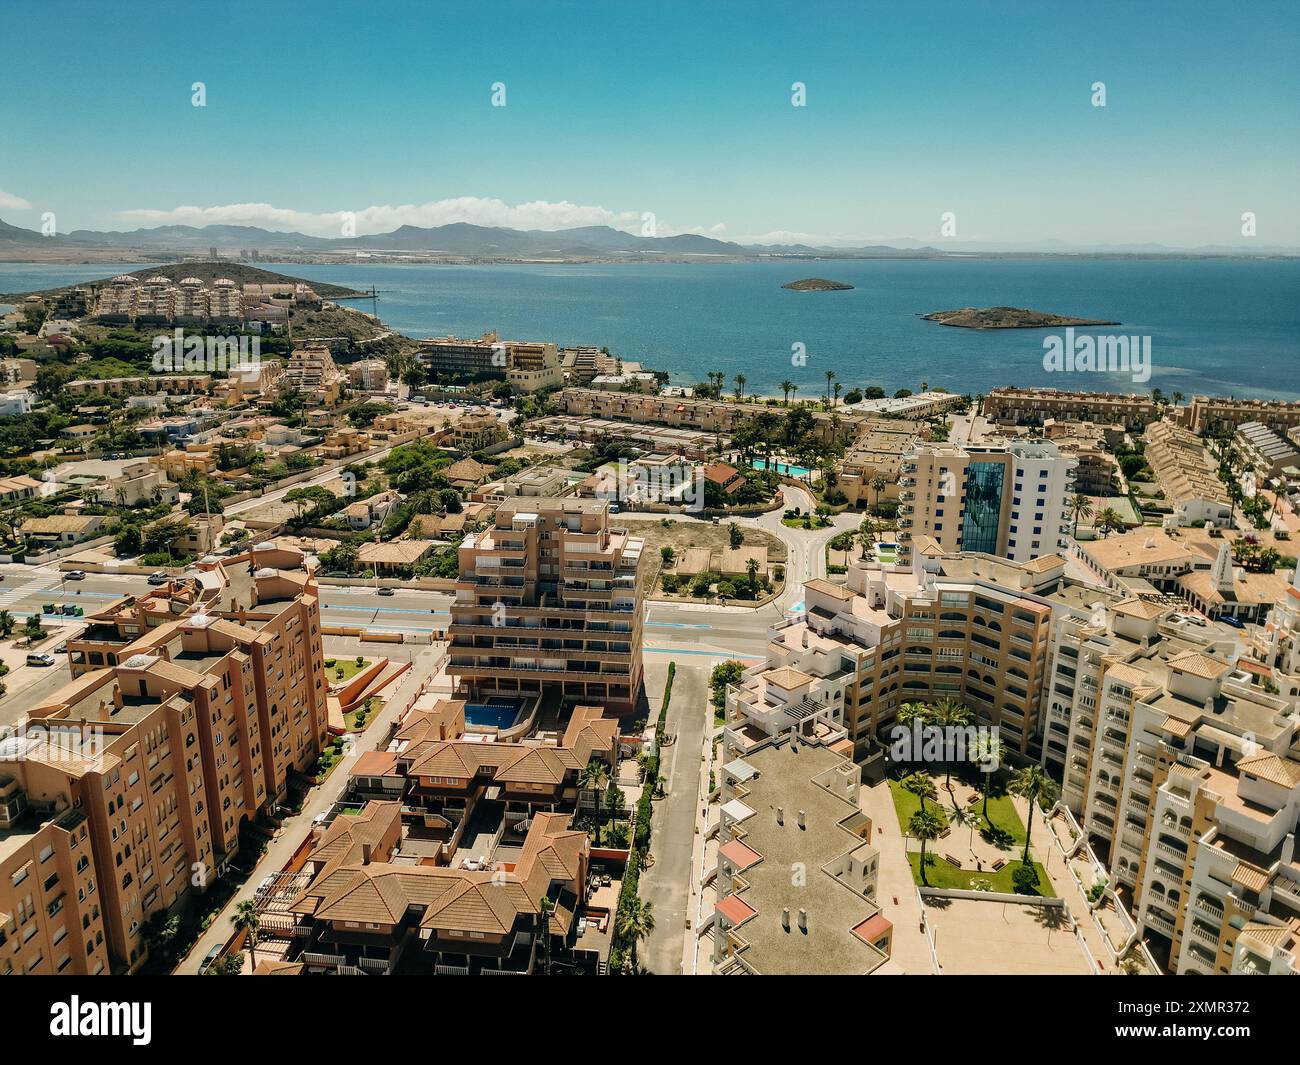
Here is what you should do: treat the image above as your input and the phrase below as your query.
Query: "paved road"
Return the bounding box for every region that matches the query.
[637,656,711,974]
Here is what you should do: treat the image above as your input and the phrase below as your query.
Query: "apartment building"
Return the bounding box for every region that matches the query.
[447,498,645,714]
[558,387,863,445]
[416,331,502,379]
[530,415,716,460]
[1145,420,1232,527]
[284,803,591,975]
[841,390,963,420]
[711,738,894,975]
[897,439,1076,565]
[1043,420,1122,496]
[1042,592,1300,973]
[65,545,330,809]
[1186,395,1300,436]
[837,417,928,510]
[1234,421,1300,479]
[727,544,1076,765]
[92,275,244,326]
[506,341,563,392]
[281,343,344,406]
[64,374,212,398]
[984,387,1160,431]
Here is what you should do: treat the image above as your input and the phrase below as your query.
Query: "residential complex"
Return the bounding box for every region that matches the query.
[984,386,1161,431]
[1144,420,1232,527]
[446,498,646,714]
[0,545,327,974]
[1185,395,1300,436]
[897,440,1076,565]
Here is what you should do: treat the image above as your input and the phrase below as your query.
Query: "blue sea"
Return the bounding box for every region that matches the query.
[2,258,1296,400]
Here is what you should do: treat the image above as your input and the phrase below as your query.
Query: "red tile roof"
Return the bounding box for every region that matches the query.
[852,913,893,943]
[718,839,763,872]
[716,893,757,926]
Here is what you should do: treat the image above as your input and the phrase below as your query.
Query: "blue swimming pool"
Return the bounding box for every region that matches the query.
[750,458,812,478]
[464,697,525,729]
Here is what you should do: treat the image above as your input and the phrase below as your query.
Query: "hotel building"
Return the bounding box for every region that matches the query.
[897,440,1076,566]
[447,498,646,714]
[984,387,1160,431]
[505,341,564,392]
[416,331,502,379]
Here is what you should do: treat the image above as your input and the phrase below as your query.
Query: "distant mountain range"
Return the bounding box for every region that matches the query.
[0,217,1294,260]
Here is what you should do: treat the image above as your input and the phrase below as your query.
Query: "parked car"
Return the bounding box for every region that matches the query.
[64,570,86,581]
[147,571,168,585]
[26,652,56,667]
[377,586,396,596]
[197,945,223,976]
[1220,614,1245,629]
[1174,612,1207,627]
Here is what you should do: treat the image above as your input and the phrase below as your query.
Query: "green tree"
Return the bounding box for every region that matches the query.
[578,759,610,846]
[727,522,743,549]
[909,808,944,887]
[616,896,656,970]
[1069,492,1094,537]
[900,769,937,816]
[232,899,261,967]
[1009,764,1059,866]
[537,895,555,976]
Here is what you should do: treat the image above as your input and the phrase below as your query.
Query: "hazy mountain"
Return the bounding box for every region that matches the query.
[0,217,1293,259]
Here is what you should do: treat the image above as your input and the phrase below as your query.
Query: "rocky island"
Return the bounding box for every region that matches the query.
[782,278,854,291]
[921,306,1119,329]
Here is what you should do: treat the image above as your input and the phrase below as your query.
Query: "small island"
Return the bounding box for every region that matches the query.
[920,306,1119,329]
[782,278,854,291]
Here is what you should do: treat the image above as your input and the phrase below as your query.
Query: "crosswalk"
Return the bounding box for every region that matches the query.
[0,577,53,612]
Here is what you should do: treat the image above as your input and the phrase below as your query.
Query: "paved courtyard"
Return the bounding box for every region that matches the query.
[923,896,1093,975]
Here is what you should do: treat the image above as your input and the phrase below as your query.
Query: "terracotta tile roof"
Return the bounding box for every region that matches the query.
[719,839,763,872]
[1231,861,1270,894]
[1167,650,1231,680]
[1236,752,1300,789]
[716,893,757,926]
[763,665,813,690]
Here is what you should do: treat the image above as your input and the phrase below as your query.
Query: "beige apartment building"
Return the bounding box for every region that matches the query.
[837,418,927,510]
[1185,395,1300,436]
[447,498,645,714]
[281,343,344,406]
[897,440,1076,565]
[64,374,212,398]
[1042,585,1300,973]
[505,341,563,392]
[416,331,502,378]
[727,543,1076,764]
[984,387,1160,431]
[1144,420,1232,526]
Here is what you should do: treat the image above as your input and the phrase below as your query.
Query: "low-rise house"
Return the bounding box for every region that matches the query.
[356,539,436,575]
[19,513,106,545]
[344,490,402,530]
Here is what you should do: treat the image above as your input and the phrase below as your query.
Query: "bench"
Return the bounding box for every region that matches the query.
[944,853,963,868]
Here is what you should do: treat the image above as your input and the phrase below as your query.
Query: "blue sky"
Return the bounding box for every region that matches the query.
[1,0,1297,246]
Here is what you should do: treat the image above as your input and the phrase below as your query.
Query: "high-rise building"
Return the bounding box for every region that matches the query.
[1,546,328,974]
[898,440,1076,565]
[447,498,645,714]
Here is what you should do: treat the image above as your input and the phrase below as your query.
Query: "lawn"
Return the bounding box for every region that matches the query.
[888,777,949,832]
[324,656,371,682]
[908,853,1055,897]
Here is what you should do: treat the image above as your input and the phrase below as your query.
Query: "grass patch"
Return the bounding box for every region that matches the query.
[908,853,1055,897]
[888,777,949,833]
[325,656,370,683]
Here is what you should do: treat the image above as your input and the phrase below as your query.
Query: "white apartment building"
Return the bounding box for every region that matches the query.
[898,440,1075,565]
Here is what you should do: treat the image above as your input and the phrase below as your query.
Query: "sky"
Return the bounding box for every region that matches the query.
[1,0,1297,247]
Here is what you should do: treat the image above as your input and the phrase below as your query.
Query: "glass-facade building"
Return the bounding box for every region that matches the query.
[961,461,1004,554]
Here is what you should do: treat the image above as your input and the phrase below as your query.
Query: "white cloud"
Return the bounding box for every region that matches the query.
[0,188,32,211]
[117,197,718,239]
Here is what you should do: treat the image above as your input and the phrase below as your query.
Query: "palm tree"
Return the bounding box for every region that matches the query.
[909,808,944,887]
[617,896,655,970]
[579,759,610,845]
[1095,507,1125,537]
[233,899,260,967]
[900,768,937,816]
[870,474,887,512]
[931,698,972,796]
[1009,764,1060,866]
[789,382,799,405]
[857,515,877,560]
[824,369,836,408]
[1069,492,1094,537]
[537,895,555,975]
[733,374,747,402]
[970,733,1006,822]
[780,380,794,406]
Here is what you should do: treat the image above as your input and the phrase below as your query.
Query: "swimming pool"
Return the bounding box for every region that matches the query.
[750,458,812,478]
[464,697,525,730]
